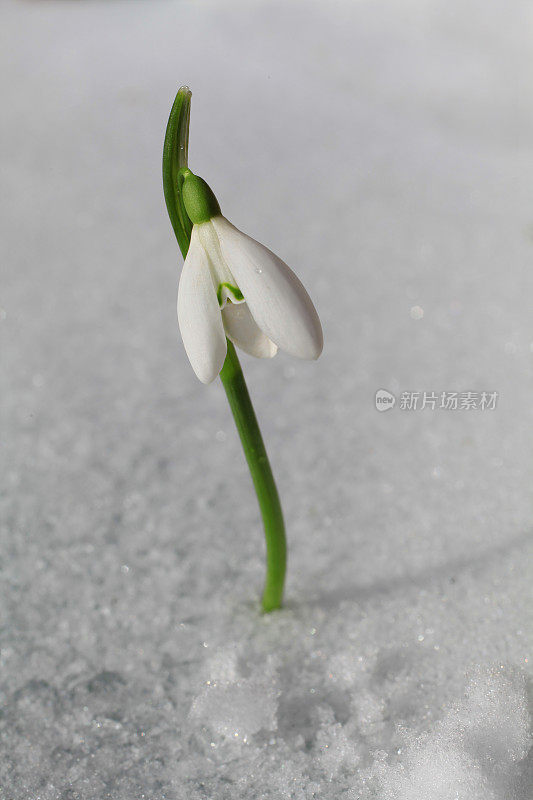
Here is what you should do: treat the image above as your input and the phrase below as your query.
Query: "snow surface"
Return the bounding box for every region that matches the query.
[1,0,532,797]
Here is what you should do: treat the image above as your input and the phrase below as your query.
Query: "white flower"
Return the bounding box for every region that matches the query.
[177,215,323,383]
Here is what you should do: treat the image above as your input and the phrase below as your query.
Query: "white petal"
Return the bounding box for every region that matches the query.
[177,227,227,383]
[222,302,278,359]
[212,216,323,360]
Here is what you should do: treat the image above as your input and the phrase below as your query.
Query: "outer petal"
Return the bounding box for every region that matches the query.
[212,216,323,360]
[177,227,227,383]
[222,302,278,358]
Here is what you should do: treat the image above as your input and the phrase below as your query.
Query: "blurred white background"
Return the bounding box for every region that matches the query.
[1,1,532,798]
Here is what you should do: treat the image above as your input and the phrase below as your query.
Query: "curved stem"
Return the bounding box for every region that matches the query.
[163,86,287,611]
[219,342,286,611]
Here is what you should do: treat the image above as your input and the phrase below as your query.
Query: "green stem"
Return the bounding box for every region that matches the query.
[163,86,287,611]
[219,342,286,611]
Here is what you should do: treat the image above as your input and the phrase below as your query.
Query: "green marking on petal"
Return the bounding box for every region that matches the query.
[217,283,244,306]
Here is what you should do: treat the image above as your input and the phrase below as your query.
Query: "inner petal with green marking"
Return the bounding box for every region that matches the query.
[217,283,244,307]
[197,219,246,309]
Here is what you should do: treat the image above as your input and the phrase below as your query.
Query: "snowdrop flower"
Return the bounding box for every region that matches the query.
[177,170,323,383]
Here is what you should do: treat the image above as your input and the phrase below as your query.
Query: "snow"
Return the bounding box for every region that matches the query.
[1,0,532,797]
[379,667,531,800]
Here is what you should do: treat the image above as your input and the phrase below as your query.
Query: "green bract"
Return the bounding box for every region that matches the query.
[162,86,192,259]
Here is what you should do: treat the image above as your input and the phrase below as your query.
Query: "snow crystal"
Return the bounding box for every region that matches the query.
[189,650,278,741]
